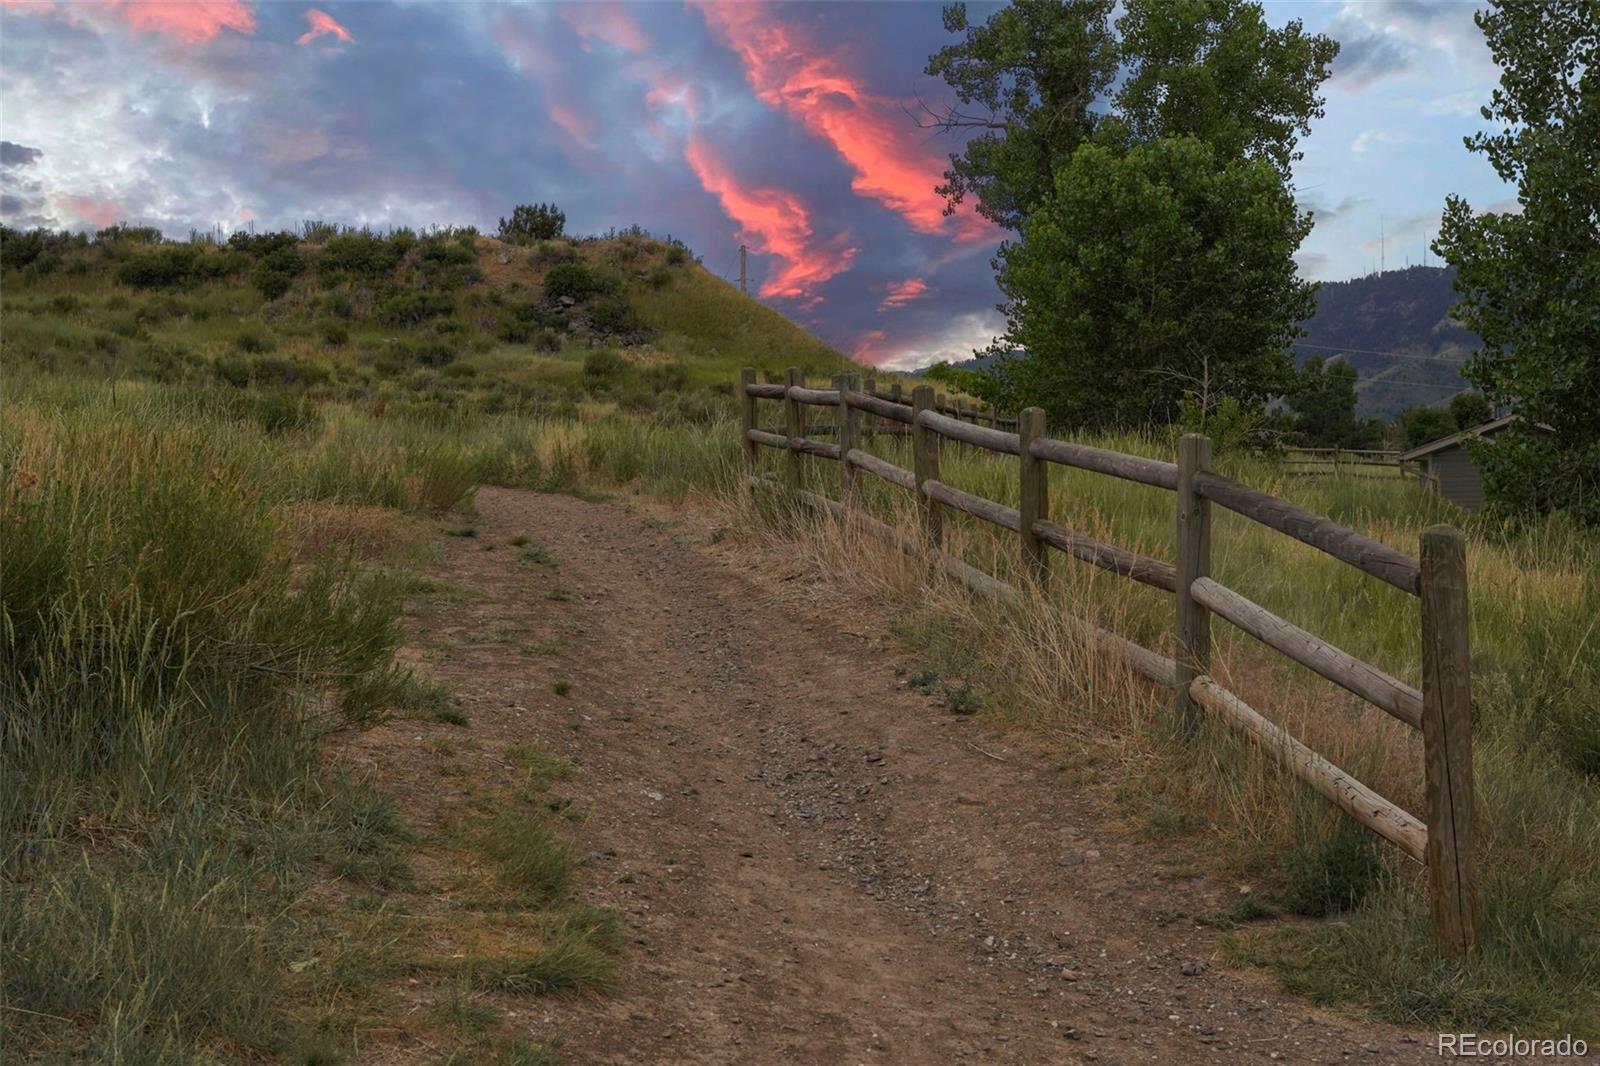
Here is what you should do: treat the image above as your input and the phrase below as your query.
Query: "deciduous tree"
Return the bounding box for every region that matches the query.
[927,0,1337,431]
[1434,0,1598,524]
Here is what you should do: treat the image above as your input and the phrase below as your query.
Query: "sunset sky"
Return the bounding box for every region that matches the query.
[0,1,1514,368]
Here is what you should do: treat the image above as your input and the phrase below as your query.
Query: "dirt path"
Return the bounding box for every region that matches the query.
[366,487,1447,1064]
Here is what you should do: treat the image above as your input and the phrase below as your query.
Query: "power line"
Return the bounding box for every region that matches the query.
[1293,340,1471,364]
[1355,377,1472,392]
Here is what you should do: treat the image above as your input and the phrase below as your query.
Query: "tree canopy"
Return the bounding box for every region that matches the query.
[927,0,1337,433]
[498,203,566,244]
[1433,0,1599,524]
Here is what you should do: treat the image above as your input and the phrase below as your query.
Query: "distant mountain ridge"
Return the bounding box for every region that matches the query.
[1296,266,1476,419]
[930,266,1479,420]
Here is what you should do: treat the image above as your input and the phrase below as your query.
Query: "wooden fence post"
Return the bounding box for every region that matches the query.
[839,372,859,507]
[784,366,803,490]
[1019,407,1048,587]
[1420,525,1478,955]
[1175,434,1212,729]
[739,367,758,473]
[862,373,876,441]
[912,384,942,547]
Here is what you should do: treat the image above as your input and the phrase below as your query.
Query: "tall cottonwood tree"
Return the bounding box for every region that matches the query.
[1433,0,1599,524]
[926,0,1337,431]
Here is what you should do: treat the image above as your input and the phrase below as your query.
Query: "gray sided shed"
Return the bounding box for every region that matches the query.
[1398,415,1522,512]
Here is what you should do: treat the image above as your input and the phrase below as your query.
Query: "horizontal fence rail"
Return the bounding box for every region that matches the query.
[738,366,1479,955]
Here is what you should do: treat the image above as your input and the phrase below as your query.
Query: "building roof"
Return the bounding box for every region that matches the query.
[1398,414,1522,461]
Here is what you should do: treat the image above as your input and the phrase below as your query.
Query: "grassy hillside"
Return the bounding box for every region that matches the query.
[0,224,854,421]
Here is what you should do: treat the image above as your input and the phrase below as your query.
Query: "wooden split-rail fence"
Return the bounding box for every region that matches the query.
[738,366,1480,954]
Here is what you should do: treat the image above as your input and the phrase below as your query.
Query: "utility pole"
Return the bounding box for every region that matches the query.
[1380,215,1386,275]
[739,244,747,296]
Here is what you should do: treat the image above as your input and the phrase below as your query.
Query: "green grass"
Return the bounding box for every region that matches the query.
[475,807,577,902]
[460,908,620,998]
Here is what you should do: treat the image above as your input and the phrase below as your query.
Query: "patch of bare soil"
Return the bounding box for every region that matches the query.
[351,487,1458,1064]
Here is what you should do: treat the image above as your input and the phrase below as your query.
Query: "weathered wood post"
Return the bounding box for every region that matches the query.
[739,367,758,473]
[912,384,942,547]
[1175,434,1212,729]
[935,391,946,418]
[889,382,903,443]
[838,372,859,507]
[1420,525,1479,955]
[784,366,804,490]
[1018,407,1048,588]
[862,372,876,441]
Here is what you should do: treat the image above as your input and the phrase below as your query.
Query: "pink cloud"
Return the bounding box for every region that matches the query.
[879,277,930,310]
[684,133,856,299]
[296,8,350,45]
[561,3,648,53]
[693,1,995,244]
[55,195,121,229]
[852,329,893,365]
[547,103,596,147]
[2,0,256,42]
[113,0,255,42]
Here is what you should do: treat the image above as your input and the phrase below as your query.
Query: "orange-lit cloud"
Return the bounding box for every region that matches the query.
[297,8,351,46]
[561,3,648,53]
[2,0,256,41]
[55,195,121,228]
[852,329,892,365]
[547,103,595,147]
[694,1,994,243]
[684,134,856,299]
[879,277,929,310]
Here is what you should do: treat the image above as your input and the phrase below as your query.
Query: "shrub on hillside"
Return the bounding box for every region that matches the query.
[413,341,459,368]
[115,246,202,289]
[589,295,641,336]
[299,220,340,243]
[532,327,563,353]
[495,302,558,343]
[544,262,617,302]
[320,321,349,346]
[95,223,164,244]
[377,290,454,326]
[417,237,481,290]
[582,348,628,385]
[234,331,273,355]
[665,243,688,266]
[498,203,565,244]
[252,246,303,300]
[317,232,405,276]
[544,262,604,302]
[644,361,689,394]
[227,231,299,257]
[1,227,45,271]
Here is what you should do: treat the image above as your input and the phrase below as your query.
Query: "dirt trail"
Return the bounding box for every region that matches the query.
[370,487,1449,1064]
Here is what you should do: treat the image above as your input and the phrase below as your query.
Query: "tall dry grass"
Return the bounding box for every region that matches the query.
[731,423,1600,1034]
